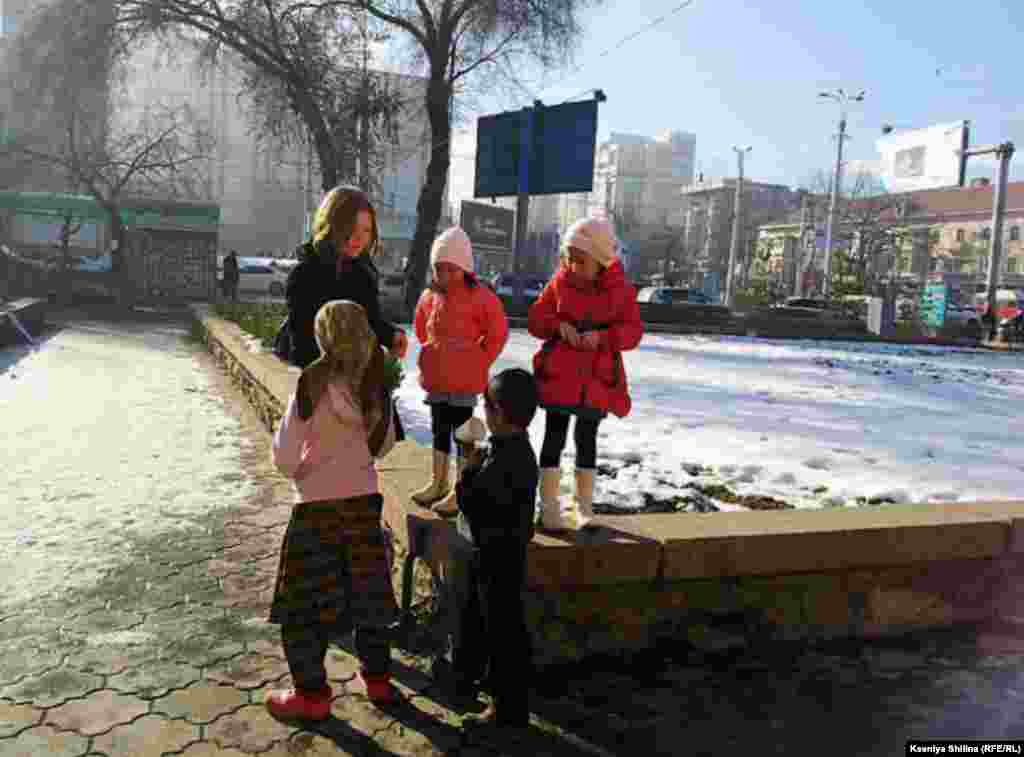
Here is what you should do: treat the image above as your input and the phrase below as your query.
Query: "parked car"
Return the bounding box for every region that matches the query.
[944,303,981,331]
[1000,311,1024,341]
[636,287,712,305]
[493,273,547,299]
[222,257,289,297]
[772,297,828,312]
[378,271,408,318]
[270,258,299,275]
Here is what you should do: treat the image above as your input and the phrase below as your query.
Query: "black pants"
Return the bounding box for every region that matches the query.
[453,549,531,726]
[431,402,475,455]
[281,625,391,692]
[539,411,600,469]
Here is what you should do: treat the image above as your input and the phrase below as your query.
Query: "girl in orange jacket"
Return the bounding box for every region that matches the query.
[410,227,509,515]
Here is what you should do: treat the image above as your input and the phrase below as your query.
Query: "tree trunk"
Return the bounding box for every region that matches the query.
[404,66,451,313]
[292,91,341,192]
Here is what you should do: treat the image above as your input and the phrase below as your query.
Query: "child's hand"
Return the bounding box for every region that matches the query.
[465,445,486,469]
[558,321,580,347]
[391,331,408,359]
[580,331,602,351]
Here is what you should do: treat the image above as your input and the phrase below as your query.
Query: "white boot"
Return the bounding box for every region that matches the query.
[539,467,588,531]
[410,450,450,506]
[574,468,596,526]
[431,455,465,516]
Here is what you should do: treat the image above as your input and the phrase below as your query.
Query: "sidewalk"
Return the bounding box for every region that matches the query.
[3,309,1024,756]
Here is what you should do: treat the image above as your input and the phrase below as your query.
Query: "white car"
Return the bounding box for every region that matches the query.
[493,273,547,299]
[637,287,713,305]
[218,257,289,297]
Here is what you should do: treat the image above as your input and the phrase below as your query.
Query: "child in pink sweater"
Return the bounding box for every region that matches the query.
[267,299,398,721]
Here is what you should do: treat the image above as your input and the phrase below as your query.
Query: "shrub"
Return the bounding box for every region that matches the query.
[213,302,286,348]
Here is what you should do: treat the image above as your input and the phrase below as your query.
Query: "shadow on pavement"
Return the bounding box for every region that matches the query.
[0,323,62,379]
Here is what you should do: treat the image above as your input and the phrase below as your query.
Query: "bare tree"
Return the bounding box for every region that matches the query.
[2,0,214,301]
[341,0,598,310]
[802,169,906,297]
[117,0,403,198]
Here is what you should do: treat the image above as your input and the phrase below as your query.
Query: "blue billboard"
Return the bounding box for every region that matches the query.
[474,100,599,198]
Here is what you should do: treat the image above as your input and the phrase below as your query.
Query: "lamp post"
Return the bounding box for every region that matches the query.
[818,88,865,299]
[725,145,751,308]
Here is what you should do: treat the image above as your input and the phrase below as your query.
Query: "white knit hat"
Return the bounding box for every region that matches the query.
[430,226,474,274]
[562,217,618,268]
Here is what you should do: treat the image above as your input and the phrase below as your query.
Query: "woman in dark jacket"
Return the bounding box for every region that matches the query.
[285,186,408,368]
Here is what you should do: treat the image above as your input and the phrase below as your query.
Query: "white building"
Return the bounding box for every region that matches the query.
[558,129,696,231]
[120,43,437,265]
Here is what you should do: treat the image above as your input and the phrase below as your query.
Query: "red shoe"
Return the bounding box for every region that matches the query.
[362,673,397,705]
[265,686,332,721]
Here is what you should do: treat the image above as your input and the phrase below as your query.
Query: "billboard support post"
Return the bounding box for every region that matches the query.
[514,105,535,307]
[959,141,1015,338]
[958,121,971,188]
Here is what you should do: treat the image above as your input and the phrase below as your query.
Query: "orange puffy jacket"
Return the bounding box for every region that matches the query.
[414,276,509,395]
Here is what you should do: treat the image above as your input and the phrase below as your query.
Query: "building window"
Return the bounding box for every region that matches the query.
[1011,226,1020,242]
[956,228,965,242]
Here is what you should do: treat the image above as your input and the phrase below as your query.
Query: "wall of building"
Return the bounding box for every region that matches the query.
[120,43,436,259]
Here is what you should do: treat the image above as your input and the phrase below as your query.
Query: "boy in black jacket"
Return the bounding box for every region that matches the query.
[452,368,539,732]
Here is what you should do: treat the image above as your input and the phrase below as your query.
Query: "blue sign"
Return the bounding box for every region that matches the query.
[474,100,599,198]
[703,271,721,304]
[920,281,948,328]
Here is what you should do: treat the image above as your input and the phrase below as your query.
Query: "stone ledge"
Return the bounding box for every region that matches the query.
[190,303,1024,664]
[190,304,1024,585]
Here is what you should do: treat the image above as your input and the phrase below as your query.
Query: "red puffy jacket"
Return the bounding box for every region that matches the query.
[527,260,643,418]
[415,276,509,395]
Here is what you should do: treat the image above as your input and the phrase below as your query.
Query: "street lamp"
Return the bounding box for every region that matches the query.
[818,88,865,299]
[724,145,752,309]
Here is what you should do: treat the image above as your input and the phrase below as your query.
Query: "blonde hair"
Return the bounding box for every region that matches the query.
[296,300,379,420]
[311,185,381,257]
[314,300,378,389]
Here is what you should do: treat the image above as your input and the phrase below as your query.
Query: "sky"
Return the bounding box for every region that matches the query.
[433,0,1024,206]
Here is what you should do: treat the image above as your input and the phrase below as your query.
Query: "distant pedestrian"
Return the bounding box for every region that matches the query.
[528,216,644,531]
[409,227,509,516]
[267,300,399,721]
[283,186,408,369]
[222,250,239,302]
[450,369,540,734]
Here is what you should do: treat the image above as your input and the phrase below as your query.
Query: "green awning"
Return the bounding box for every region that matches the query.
[0,191,220,227]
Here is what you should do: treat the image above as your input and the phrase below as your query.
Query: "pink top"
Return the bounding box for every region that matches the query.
[272,381,378,503]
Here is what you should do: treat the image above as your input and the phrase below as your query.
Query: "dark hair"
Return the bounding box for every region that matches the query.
[485,368,538,429]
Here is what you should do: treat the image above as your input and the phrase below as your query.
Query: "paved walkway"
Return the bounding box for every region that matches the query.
[2,307,1024,756]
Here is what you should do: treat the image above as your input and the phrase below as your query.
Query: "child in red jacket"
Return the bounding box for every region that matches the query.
[410,227,509,516]
[527,217,644,531]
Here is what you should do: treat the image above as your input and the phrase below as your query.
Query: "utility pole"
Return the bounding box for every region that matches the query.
[819,88,865,299]
[960,141,1015,338]
[795,190,809,297]
[725,145,751,308]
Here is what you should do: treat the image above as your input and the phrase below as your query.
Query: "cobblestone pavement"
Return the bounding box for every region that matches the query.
[2,307,1024,756]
